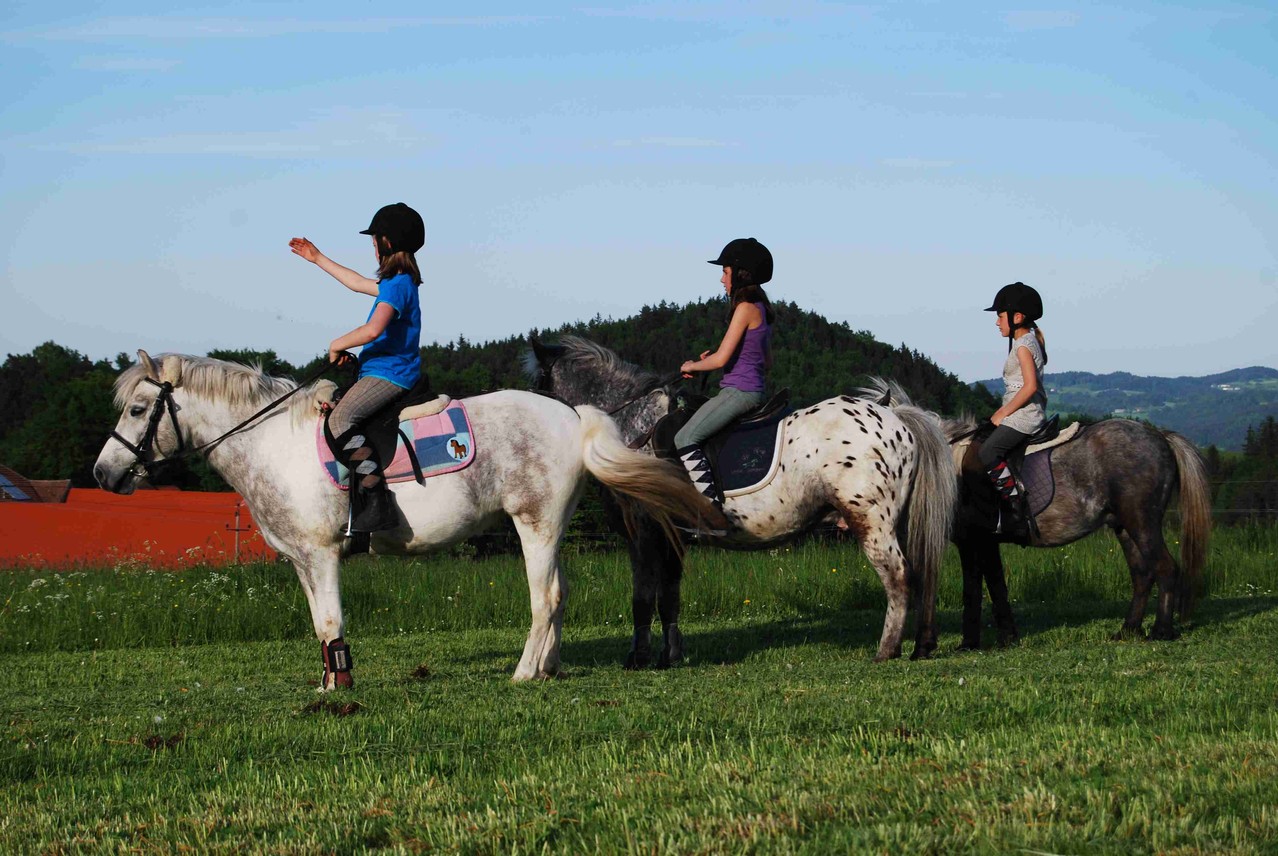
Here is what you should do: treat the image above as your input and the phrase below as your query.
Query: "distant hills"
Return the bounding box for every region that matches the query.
[977,366,1278,450]
[425,299,1000,418]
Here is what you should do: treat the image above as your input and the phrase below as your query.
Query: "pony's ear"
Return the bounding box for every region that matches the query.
[530,336,550,366]
[137,350,160,380]
[160,355,183,387]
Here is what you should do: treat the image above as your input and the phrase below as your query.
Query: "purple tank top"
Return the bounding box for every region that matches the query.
[721,303,770,393]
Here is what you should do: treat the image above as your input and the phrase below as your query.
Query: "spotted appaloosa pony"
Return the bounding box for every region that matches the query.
[95,351,722,690]
[527,336,957,663]
[882,380,1210,647]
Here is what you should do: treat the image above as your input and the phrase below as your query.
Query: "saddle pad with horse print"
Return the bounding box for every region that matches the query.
[708,409,793,497]
[317,400,475,490]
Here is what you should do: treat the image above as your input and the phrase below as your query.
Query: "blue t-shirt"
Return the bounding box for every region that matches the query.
[358,273,421,389]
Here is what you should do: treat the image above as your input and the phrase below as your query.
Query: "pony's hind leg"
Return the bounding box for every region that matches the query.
[511,515,569,681]
[850,513,910,662]
[1113,525,1179,640]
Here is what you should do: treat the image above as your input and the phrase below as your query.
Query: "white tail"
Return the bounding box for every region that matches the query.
[575,406,727,545]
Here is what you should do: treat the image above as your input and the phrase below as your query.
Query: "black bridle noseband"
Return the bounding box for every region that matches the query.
[109,377,185,492]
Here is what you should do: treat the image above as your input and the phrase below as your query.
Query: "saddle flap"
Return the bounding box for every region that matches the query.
[738,388,791,426]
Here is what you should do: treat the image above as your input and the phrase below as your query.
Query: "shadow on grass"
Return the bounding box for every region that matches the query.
[466,594,1278,671]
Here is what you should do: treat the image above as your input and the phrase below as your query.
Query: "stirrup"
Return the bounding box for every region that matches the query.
[344,480,399,535]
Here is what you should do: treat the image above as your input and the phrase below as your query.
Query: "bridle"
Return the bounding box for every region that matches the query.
[108,358,343,492]
[109,377,185,491]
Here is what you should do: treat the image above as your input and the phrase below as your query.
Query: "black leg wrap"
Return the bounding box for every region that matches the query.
[326,638,353,673]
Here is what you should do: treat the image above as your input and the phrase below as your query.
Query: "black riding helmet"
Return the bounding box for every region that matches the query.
[985,281,1042,323]
[986,281,1042,353]
[360,202,425,255]
[708,237,773,285]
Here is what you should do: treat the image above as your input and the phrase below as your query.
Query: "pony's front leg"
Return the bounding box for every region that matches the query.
[624,535,657,671]
[295,548,351,691]
[955,536,986,650]
[622,512,684,670]
[513,517,567,681]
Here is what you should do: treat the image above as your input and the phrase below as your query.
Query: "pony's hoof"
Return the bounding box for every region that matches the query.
[909,643,937,661]
[655,651,682,670]
[623,650,651,670]
[996,630,1021,648]
[1149,625,1180,641]
[1110,627,1145,642]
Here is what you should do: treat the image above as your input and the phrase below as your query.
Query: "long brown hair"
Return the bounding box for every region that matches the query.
[375,238,422,286]
[729,269,774,323]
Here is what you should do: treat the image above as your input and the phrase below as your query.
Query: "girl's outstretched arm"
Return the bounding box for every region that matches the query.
[680,302,759,373]
[290,237,379,296]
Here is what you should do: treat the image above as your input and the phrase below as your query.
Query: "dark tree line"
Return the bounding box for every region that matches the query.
[1206,416,1278,523]
[11,300,1268,531]
[1,301,993,499]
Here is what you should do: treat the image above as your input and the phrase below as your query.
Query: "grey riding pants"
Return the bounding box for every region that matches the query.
[674,386,766,449]
[328,375,405,439]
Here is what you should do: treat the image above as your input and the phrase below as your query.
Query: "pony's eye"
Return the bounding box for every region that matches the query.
[129,405,146,418]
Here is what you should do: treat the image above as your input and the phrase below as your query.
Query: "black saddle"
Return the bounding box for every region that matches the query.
[653,388,793,493]
[964,414,1063,543]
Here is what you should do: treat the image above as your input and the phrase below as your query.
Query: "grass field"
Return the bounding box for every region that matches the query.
[3,527,1277,852]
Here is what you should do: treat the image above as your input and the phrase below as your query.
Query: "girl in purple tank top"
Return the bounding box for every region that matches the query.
[675,238,776,509]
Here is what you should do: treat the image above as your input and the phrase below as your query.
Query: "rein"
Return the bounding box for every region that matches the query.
[606,372,684,417]
[110,358,345,489]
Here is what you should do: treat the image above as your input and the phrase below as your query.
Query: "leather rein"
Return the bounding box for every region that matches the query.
[109,359,343,492]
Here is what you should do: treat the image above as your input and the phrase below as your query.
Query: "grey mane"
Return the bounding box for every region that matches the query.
[529,335,664,400]
[114,355,323,425]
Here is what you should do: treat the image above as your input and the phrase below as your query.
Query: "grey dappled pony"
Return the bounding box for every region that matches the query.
[893,379,1211,647]
[526,336,957,663]
[95,351,721,689]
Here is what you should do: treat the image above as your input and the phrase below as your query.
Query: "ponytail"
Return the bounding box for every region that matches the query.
[729,269,774,323]
[1034,326,1048,366]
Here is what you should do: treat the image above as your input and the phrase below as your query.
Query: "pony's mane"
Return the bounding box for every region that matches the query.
[114,355,329,426]
[537,335,662,396]
[856,377,974,442]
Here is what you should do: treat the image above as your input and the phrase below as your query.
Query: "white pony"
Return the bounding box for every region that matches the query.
[94,351,721,689]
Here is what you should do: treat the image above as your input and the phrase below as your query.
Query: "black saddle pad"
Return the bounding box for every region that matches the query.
[1020,446,1056,518]
[653,391,793,494]
[705,405,794,492]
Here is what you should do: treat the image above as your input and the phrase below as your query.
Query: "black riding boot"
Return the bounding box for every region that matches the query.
[676,444,722,510]
[332,428,399,535]
[986,459,1026,536]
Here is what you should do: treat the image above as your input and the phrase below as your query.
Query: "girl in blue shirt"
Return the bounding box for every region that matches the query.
[290,202,424,533]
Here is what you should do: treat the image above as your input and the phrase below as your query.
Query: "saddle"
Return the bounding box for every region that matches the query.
[652,388,793,497]
[960,416,1079,543]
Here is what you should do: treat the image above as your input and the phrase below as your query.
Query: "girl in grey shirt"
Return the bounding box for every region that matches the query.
[979,282,1049,508]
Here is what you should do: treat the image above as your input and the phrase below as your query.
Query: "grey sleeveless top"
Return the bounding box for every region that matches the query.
[1000,331,1047,434]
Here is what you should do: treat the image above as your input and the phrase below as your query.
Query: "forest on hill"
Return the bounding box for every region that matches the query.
[2,300,1274,528]
[0,300,995,490]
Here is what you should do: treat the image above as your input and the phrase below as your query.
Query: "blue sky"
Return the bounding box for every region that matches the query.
[2,2,1275,381]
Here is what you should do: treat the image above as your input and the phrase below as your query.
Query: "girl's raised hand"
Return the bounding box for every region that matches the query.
[289,237,320,263]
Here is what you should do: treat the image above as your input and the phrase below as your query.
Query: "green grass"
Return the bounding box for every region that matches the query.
[2,528,1277,852]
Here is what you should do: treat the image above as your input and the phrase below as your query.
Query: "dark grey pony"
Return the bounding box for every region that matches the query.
[870,379,1211,648]
[526,336,957,663]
